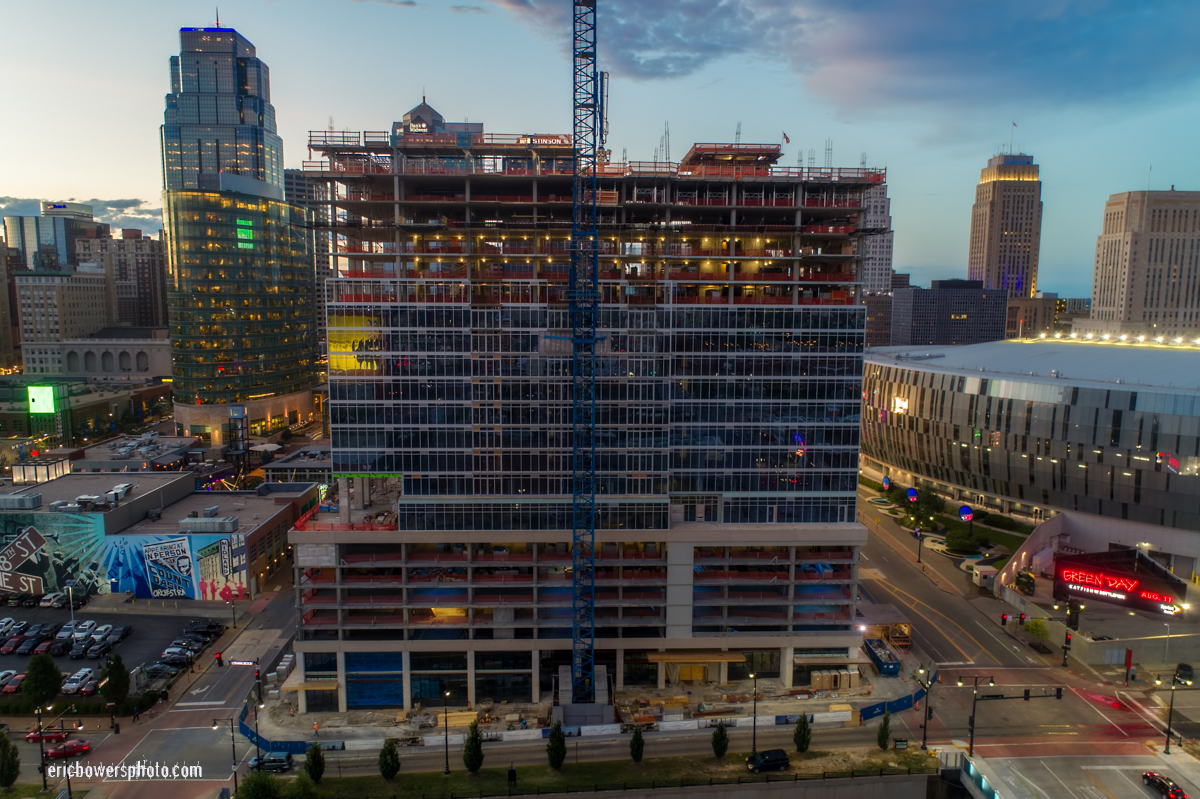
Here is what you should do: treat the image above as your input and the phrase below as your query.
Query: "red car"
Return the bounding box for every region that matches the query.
[2,674,25,694]
[32,640,53,655]
[25,729,69,743]
[0,637,23,655]
[46,740,91,759]
[78,681,98,697]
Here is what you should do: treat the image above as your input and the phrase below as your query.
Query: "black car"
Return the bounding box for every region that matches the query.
[107,625,132,643]
[15,635,47,656]
[1143,772,1189,798]
[69,641,90,659]
[1177,663,1194,682]
[7,594,28,608]
[143,664,178,679]
[170,638,205,652]
[70,594,88,610]
[86,641,111,659]
[160,653,192,667]
[185,623,224,638]
[49,639,72,656]
[7,621,28,636]
[745,749,790,774]
[21,595,42,608]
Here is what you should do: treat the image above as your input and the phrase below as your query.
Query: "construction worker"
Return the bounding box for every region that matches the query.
[313,722,319,737]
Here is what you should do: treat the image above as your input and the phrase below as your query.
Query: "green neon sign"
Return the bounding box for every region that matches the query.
[27,386,55,414]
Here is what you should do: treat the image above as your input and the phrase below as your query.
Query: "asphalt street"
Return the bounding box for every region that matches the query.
[977,754,1200,799]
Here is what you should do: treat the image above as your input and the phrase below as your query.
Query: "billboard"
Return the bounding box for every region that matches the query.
[1055,554,1186,615]
[27,386,55,414]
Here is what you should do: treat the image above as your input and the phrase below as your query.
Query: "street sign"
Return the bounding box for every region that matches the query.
[1047,617,1068,622]
[229,660,255,666]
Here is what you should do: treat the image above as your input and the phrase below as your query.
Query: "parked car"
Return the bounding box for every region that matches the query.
[745,749,790,774]
[107,625,132,643]
[46,740,91,759]
[61,670,92,694]
[90,624,113,642]
[23,623,45,638]
[7,621,27,636]
[0,618,15,636]
[49,594,69,609]
[70,594,88,610]
[185,623,224,638]
[39,593,65,608]
[49,639,72,656]
[1144,772,1189,799]
[86,641,111,659]
[161,646,195,661]
[2,674,25,694]
[21,594,43,608]
[143,663,178,679]
[1177,663,1194,683]
[0,670,17,687]
[26,728,70,743]
[55,622,78,641]
[249,752,293,773]
[170,638,204,652]
[16,635,48,655]
[72,621,96,641]
[69,641,91,659]
[32,639,54,656]
[7,594,29,608]
[0,637,24,655]
[160,653,192,667]
[78,681,99,697]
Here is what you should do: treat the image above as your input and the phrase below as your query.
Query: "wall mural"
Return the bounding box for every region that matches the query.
[0,514,248,600]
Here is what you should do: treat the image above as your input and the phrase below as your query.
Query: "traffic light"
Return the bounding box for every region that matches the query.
[926,705,934,720]
[1019,614,1026,626]
[1024,689,1031,701]
[1064,631,1072,649]
[1001,613,1008,626]
[215,653,224,667]
[1056,687,1063,700]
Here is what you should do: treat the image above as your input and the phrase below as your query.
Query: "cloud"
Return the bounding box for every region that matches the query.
[0,197,163,232]
[449,4,487,12]
[491,0,1200,112]
[347,0,419,6]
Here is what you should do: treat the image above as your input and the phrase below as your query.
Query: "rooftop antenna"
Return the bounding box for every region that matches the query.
[215,7,220,27]
[1148,165,1153,192]
[1010,122,1017,154]
[735,122,741,146]
[808,148,815,169]
[860,151,867,169]
[824,139,833,169]
[663,122,670,163]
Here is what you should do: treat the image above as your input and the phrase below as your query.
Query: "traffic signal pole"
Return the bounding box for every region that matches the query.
[957,676,1063,757]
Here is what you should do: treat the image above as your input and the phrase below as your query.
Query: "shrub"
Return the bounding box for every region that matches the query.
[305,742,325,784]
[546,721,567,770]
[877,711,891,751]
[0,732,19,788]
[290,772,316,799]
[1024,617,1049,643]
[711,721,729,759]
[237,771,283,799]
[858,476,885,492]
[101,654,131,705]
[463,720,485,775]
[378,738,400,781]
[793,713,811,753]
[629,726,644,764]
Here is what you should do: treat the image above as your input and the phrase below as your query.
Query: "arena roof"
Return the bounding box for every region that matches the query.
[867,339,1200,394]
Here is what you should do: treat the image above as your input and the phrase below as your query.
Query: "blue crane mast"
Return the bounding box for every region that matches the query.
[569,0,604,705]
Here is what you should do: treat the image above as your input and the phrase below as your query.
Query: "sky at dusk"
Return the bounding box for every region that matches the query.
[4,0,1200,296]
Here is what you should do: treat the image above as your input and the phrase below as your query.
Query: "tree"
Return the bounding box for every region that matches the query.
[462,720,485,775]
[0,733,19,789]
[237,771,283,799]
[100,654,130,705]
[877,711,891,751]
[629,726,644,764]
[914,486,946,521]
[304,742,325,784]
[290,772,316,799]
[378,739,401,782]
[23,654,62,707]
[711,721,729,760]
[1024,617,1049,644]
[793,713,811,754]
[546,720,567,770]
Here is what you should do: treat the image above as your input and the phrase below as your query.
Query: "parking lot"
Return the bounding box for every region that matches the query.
[0,605,221,692]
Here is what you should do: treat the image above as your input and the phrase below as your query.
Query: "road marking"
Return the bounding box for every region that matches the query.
[1084,769,1119,799]
[860,568,886,581]
[1070,687,1129,736]
[173,700,226,707]
[1041,759,1084,798]
[974,620,1039,664]
[869,579,995,664]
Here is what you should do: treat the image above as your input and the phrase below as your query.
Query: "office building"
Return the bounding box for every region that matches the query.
[284,169,332,349]
[16,269,109,348]
[160,26,319,444]
[890,272,911,290]
[861,339,1200,597]
[76,231,169,327]
[24,327,172,381]
[890,280,1007,346]
[1075,190,1200,340]
[860,185,894,295]
[3,203,110,271]
[1006,292,1057,339]
[864,294,892,347]
[285,105,880,712]
[967,154,1042,298]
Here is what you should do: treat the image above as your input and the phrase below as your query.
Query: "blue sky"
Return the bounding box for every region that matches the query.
[3,0,1199,296]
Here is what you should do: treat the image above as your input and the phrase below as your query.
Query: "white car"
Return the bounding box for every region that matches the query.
[61,669,93,695]
[0,670,16,687]
[39,593,65,608]
[0,618,14,636]
[55,622,77,641]
[72,621,96,642]
[90,624,112,642]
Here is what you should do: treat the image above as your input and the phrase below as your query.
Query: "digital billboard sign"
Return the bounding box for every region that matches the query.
[27,386,55,414]
[1054,555,1186,615]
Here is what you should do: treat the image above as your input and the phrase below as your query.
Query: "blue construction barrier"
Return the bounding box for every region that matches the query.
[238,701,312,755]
[859,670,935,721]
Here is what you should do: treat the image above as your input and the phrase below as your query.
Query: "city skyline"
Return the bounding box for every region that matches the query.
[2,0,1199,297]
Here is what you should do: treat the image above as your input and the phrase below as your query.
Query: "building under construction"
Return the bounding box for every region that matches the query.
[287,101,882,713]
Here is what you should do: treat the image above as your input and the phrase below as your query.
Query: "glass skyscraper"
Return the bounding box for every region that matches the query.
[161,27,283,192]
[161,26,317,445]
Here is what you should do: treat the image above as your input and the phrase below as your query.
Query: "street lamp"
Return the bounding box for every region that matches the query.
[1155,671,1192,754]
[66,584,76,629]
[750,672,758,755]
[912,666,936,750]
[34,704,52,791]
[1165,623,1171,663]
[213,718,239,794]
[956,675,994,757]
[228,598,237,629]
[443,689,451,776]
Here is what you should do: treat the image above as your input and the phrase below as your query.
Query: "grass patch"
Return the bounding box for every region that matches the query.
[2,788,83,798]
[858,476,886,492]
[300,748,937,797]
[937,515,1030,552]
